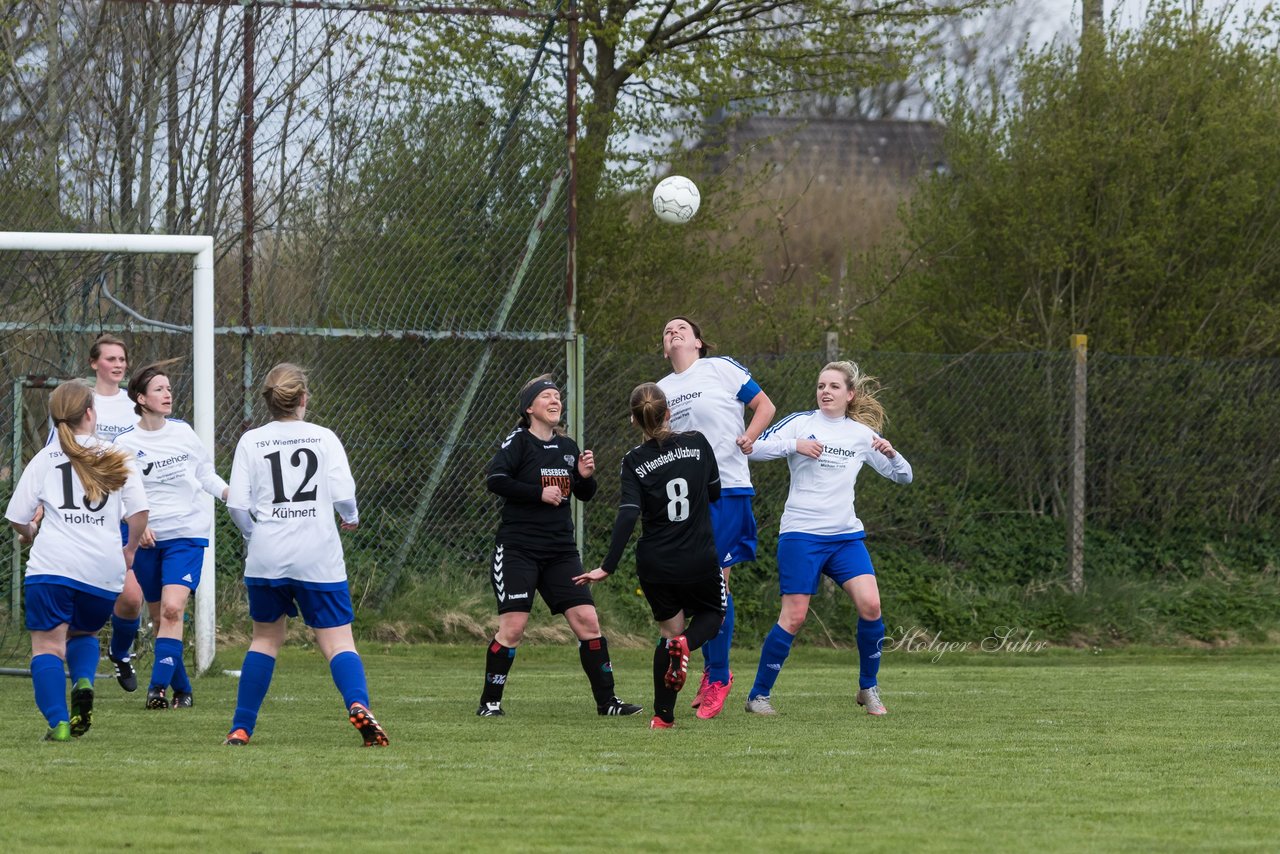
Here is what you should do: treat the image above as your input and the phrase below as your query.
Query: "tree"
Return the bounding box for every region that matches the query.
[863,1,1280,357]
[398,1,983,204]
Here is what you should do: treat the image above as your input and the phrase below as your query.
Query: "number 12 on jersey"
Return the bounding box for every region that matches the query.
[265,448,319,504]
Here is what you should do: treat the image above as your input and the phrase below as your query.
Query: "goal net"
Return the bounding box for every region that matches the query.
[0,233,216,673]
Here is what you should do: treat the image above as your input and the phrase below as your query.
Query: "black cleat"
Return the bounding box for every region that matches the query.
[145,686,169,710]
[171,691,193,709]
[69,678,94,737]
[476,701,505,717]
[598,696,644,716]
[109,655,138,692]
[348,702,389,747]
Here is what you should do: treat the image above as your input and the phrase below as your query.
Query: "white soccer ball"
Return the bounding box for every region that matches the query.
[652,176,700,224]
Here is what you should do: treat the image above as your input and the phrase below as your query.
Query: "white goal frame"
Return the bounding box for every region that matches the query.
[0,232,217,674]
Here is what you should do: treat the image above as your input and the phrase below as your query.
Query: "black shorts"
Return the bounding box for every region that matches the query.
[490,542,594,615]
[639,574,727,623]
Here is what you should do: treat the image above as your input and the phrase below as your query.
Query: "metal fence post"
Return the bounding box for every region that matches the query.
[1068,334,1088,592]
[569,333,585,554]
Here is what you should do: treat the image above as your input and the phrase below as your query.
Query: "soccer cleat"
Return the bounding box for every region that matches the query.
[665,636,691,691]
[69,678,94,737]
[348,702,389,747]
[744,694,778,716]
[109,654,138,692]
[223,728,250,746]
[690,670,711,708]
[856,685,888,716]
[648,716,674,730]
[171,691,193,709]
[695,671,733,720]
[145,686,169,710]
[476,701,505,717]
[598,697,644,716]
[44,721,71,742]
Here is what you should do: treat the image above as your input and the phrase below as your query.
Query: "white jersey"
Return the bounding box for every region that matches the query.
[751,410,912,536]
[228,419,356,584]
[93,388,138,443]
[658,356,762,491]
[5,435,149,595]
[114,419,227,542]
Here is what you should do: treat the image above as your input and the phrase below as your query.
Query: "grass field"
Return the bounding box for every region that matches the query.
[1,643,1278,852]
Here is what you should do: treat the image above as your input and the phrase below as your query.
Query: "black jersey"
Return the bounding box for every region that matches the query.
[486,426,596,551]
[600,431,720,583]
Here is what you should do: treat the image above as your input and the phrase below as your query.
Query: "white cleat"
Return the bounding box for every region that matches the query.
[856,686,887,716]
[744,695,778,716]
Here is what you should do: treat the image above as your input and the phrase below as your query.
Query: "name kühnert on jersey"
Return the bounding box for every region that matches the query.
[634,446,702,479]
[271,505,318,519]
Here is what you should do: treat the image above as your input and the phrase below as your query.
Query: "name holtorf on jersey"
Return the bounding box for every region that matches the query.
[634,446,702,478]
[63,512,106,526]
[255,436,321,449]
[270,506,318,519]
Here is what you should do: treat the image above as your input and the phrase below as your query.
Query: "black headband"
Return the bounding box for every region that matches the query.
[519,379,560,416]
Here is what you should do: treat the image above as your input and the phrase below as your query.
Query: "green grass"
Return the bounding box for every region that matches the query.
[2,643,1278,851]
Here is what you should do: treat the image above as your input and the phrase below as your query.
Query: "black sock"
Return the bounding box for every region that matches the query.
[481,638,516,704]
[652,639,676,723]
[683,611,722,652]
[579,636,617,706]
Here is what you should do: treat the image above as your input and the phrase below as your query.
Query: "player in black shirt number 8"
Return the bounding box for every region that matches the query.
[478,375,642,718]
[574,383,727,729]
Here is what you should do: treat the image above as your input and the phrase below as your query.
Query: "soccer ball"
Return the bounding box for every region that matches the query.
[652,176,700,224]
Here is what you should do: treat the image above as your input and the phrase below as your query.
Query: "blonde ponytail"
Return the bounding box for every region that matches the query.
[49,381,130,504]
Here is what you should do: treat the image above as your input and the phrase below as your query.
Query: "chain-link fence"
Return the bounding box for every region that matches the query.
[1,1,575,661]
[578,343,1280,577]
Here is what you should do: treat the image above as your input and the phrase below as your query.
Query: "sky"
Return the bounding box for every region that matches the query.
[1035,0,1275,46]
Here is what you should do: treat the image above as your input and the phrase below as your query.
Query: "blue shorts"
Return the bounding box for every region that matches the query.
[777,533,874,596]
[133,538,208,602]
[245,579,354,629]
[25,577,116,633]
[710,493,757,569]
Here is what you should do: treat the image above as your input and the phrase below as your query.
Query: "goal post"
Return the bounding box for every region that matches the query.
[0,232,217,674]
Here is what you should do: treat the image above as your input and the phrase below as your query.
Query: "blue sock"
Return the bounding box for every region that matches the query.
[230,651,275,736]
[31,654,68,727]
[329,651,369,709]
[150,637,183,691]
[703,592,735,684]
[750,623,796,699]
[857,617,885,690]
[65,635,100,683]
[170,654,193,694]
[109,615,140,661]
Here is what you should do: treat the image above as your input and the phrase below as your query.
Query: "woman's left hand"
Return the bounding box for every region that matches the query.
[578,450,596,478]
[572,568,608,586]
[871,436,897,458]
